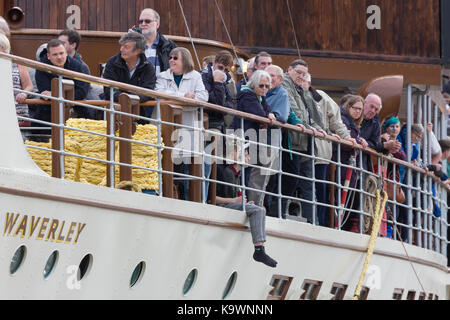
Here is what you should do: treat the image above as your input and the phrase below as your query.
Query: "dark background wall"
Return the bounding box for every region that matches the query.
[12,0,441,60]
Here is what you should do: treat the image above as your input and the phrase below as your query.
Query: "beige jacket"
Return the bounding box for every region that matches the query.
[314,90,350,164]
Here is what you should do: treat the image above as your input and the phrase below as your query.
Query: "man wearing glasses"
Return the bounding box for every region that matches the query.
[135,8,177,76]
[276,59,325,223]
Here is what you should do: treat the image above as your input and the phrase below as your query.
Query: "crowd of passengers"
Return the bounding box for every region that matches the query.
[1,9,450,266]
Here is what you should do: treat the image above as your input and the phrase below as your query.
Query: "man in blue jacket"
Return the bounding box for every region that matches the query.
[258,65,290,209]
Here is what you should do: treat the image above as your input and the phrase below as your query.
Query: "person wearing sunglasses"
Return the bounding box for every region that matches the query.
[230,70,275,205]
[131,8,177,77]
[156,47,208,200]
[230,70,274,134]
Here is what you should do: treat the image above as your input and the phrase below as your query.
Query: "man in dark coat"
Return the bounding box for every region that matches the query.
[34,39,91,132]
[103,32,156,118]
[360,93,401,171]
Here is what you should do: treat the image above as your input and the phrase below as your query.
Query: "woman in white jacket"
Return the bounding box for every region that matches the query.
[156,47,208,199]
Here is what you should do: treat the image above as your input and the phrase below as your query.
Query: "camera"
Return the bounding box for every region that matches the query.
[131,27,142,34]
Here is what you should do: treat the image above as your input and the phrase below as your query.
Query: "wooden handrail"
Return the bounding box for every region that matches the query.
[23,99,183,107]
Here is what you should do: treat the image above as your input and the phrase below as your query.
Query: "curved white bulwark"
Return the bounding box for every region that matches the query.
[0,57,448,300]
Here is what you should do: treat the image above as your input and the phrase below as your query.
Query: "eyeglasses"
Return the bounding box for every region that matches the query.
[169,56,179,61]
[258,84,270,89]
[412,132,423,140]
[350,106,363,112]
[138,19,156,24]
[293,68,306,77]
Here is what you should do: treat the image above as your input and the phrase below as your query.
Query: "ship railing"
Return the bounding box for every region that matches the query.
[1,52,448,257]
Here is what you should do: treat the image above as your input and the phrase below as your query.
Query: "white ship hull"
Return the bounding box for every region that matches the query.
[1,166,448,299]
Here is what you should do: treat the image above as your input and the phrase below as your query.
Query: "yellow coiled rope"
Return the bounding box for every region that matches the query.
[352,188,388,300]
[25,118,161,191]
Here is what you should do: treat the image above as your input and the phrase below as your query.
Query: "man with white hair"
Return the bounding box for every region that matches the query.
[135,8,177,75]
[361,93,401,154]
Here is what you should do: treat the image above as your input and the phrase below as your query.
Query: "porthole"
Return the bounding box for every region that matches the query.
[222,271,237,299]
[43,250,59,279]
[77,254,93,281]
[130,261,146,288]
[10,245,27,275]
[183,268,198,296]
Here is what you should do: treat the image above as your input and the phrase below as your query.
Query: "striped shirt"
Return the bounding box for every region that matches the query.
[144,33,160,75]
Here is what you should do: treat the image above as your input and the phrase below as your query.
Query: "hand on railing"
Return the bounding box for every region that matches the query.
[41,91,52,101]
[346,137,357,146]
[184,92,195,99]
[444,179,450,189]
[359,137,369,148]
[15,93,27,104]
[268,112,276,124]
[316,129,327,138]
[383,139,401,154]
[295,123,306,132]
[330,133,341,140]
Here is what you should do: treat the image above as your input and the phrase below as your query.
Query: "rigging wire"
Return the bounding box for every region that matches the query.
[213,0,247,82]
[387,207,427,293]
[286,0,302,59]
[177,0,202,70]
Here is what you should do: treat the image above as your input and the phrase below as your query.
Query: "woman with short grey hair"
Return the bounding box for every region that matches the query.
[246,70,272,92]
[230,70,275,205]
[231,70,274,132]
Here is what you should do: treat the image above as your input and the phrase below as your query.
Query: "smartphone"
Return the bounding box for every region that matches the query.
[131,27,142,34]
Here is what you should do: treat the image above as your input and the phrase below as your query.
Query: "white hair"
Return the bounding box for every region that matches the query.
[247,70,272,90]
[365,93,383,110]
[265,64,283,77]
[304,73,311,82]
[140,8,160,22]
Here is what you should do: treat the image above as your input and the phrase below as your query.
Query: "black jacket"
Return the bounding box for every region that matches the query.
[360,114,387,153]
[230,87,271,133]
[156,33,177,73]
[35,55,90,100]
[103,52,156,102]
[201,63,234,130]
